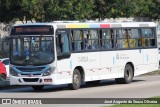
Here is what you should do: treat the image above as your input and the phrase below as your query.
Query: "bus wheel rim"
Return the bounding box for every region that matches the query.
[74,74,79,85]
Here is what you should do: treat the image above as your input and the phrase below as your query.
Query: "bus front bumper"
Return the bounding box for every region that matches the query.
[10,76,55,85]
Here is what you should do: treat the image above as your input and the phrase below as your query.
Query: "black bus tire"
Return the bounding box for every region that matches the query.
[68,69,81,90]
[115,64,134,84]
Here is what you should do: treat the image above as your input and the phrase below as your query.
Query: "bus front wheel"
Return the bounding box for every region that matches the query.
[32,85,44,91]
[68,69,81,90]
[115,64,134,84]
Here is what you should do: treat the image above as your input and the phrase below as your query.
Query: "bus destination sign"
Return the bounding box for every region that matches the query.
[11,25,54,35]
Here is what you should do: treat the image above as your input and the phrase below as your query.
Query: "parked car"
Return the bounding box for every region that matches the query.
[0,58,9,78]
[0,61,7,81]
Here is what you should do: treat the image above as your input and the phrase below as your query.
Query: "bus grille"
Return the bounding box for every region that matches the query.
[23,78,39,82]
[17,67,45,72]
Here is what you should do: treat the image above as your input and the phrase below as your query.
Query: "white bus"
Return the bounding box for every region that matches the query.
[9,22,159,91]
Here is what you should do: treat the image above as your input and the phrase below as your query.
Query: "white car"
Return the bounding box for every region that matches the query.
[0,58,9,77]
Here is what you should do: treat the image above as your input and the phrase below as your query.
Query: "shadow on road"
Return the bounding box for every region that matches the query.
[0,78,145,93]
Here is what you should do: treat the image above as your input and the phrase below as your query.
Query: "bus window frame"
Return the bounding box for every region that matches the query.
[56,29,71,60]
[114,27,157,50]
[139,28,156,48]
[83,29,100,51]
[69,28,101,53]
[56,27,157,54]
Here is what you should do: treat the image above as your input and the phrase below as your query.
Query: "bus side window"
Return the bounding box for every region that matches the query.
[129,29,140,48]
[56,30,70,59]
[56,34,62,54]
[101,29,113,49]
[71,31,75,51]
[123,29,129,48]
[61,34,69,53]
[72,30,83,51]
[140,29,155,47]
[115,29,129,49]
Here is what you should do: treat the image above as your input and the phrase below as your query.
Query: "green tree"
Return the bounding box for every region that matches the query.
[151,0,160,21]
[21,0,47,22]
[0,0,23,23]
[1,0,160,23]
[114,0,136,18]
[43,0,60,21]
[133,0,160,21]
[57,0,95,21]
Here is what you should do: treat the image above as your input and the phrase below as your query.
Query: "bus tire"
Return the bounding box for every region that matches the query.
[68,69,81,90]
[115,64,134,84]
[32,85,44,91]
[0,74,6,81]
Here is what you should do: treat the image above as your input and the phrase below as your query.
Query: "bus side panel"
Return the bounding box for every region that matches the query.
[139,48,158,75]
[123,50,144,76]
[71,52,101,82]
[101,50,144,79]
[100,51,119,79]
[56,58,72,84]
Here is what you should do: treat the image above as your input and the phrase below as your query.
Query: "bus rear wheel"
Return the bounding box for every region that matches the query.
[32,85,44,91]
[68,69,81,90]
[115,64,134,84]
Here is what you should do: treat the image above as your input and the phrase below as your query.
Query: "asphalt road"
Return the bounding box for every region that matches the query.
[0,75,160,107]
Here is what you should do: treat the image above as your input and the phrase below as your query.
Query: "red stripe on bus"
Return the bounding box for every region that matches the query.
[100,24,110,28]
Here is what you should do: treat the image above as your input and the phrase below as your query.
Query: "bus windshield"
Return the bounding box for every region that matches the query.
[10,36,54,66]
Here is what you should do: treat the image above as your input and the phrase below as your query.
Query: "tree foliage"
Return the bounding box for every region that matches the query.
[0,0,160,23]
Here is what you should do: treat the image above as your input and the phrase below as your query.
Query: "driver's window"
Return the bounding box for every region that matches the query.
[56,30,70,55]
[24,37,30,53]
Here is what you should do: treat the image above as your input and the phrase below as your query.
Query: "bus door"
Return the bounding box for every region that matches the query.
[56,30,72,83]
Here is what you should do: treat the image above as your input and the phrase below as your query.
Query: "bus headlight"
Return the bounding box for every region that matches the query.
[10,68,18,76]
[42,67,54,76]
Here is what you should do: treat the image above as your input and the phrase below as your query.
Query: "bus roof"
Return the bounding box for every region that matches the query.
[13,22,156,29]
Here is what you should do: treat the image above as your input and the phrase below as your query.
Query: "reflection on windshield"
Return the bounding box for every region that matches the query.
[10,36,54,65]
